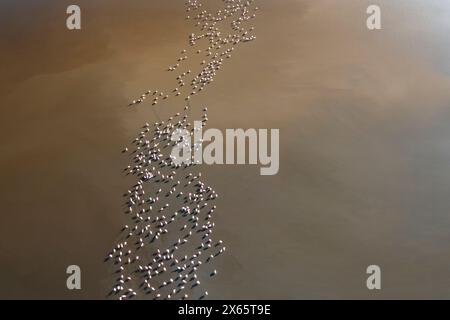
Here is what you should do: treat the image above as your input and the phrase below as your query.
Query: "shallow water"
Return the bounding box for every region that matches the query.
[1,0,450,299]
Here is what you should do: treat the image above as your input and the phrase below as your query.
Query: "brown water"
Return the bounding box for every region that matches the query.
[1,0,450,299]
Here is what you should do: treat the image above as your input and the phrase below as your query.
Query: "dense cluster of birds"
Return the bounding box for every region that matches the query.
[108,0,259,300]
